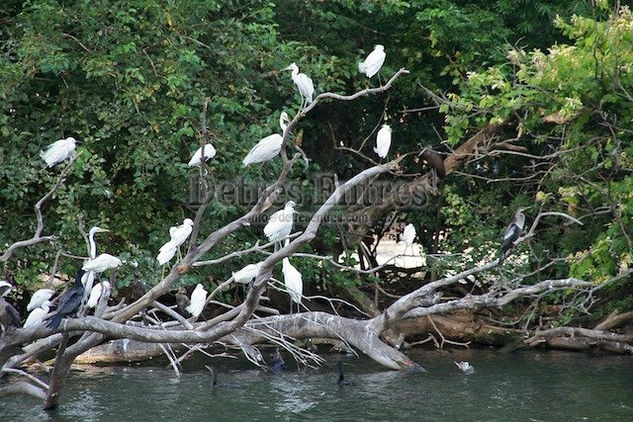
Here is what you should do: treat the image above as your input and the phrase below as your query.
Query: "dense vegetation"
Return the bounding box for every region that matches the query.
[1,0,631,326]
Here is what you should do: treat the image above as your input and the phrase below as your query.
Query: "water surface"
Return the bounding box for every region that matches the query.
[2,349,632,421]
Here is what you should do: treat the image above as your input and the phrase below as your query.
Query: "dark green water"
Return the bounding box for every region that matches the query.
[2,349,632,421]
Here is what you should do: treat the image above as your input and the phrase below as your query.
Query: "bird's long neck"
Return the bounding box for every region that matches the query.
[89,233,98,258]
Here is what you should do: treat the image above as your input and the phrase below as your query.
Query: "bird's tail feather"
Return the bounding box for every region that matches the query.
[47,315,62,329]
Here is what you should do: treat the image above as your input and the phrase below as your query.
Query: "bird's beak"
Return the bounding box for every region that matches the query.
[282,65,292,71]
[100,229,111,233]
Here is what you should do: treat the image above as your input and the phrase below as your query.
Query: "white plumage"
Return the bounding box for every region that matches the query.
[242,112,291,166]
[188,143,216,166]
[24,300,52,328]
[27,288,55,311]
[40,137,77,167]
[264,201,297,245]
[86,281,110,308]
[284,63,314,107]
[374,124,392,158]
[82,253,122,274]
[232,262,264,284]
[358,44,386,78]
[156,245,177,266]
[156,218,193,265]
[185,283,207,317]
[400,224,416,246]
[282,258,303,312]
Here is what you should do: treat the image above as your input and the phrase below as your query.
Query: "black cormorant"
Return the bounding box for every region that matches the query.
[47,269,86,329]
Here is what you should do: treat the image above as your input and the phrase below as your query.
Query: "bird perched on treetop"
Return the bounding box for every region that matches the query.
[283,63,314,109]
[498,209,527,265]
[374,125,392,159]
[47,269,86,329]
[40,137,78,168]
[358,44,386,79]
[175,286,191,315]
[188,143,216,167]
[243,112,291,166]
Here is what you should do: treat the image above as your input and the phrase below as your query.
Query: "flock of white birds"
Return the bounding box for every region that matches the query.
[21,44,416,326]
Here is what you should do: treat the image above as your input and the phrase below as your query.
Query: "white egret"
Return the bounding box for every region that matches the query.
[188,143,216,167]
[156,218,194,265]
[83,226,110,303]
[282,257,303,313]
[242,112,291,166]
[283,63,314,109]
[86,281,110,308]
[24,300,52,328]
[156,243,177,266]
[232,262,264,284]
[264,201,297,250]
[40,137,78,168]
[82,253,122,274]
[27,288,55,311]
[499,209,527,265]
[358,44,386,79]
[374,124,392,159]
[400,223,416,255]
[186,283,207,318]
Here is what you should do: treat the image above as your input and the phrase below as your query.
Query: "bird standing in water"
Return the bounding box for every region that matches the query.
[47,269,86,329]
[337,358,354,386]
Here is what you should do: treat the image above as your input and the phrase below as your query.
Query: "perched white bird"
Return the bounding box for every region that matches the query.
[264,201,297,248]
[188,143,216,167]
[156,244,177,266]
[40,137,78,167]
[454,361,475,375]
[86,281,110,308]
[185,283,208,317]
[156,218,194,265]
[284,63,314,108]
[282,257,303,313]
[232,262,264,284]
[374,124,392,159]
[82,253,122,274]
[400,223,416,255]
[358,44,386,79]
[27,288,55,312]
[243,112,291,166]
[24,300,52,328]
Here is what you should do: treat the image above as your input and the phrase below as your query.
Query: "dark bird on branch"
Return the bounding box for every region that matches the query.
[47,269,86,329]
[337,358,355,386]
[0,297,21,332]
[421,147,446,190]
[175,286,191,316]
[498,209,526,265]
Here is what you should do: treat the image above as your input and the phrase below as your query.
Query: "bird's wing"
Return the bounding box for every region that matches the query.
[243,135,282,165]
